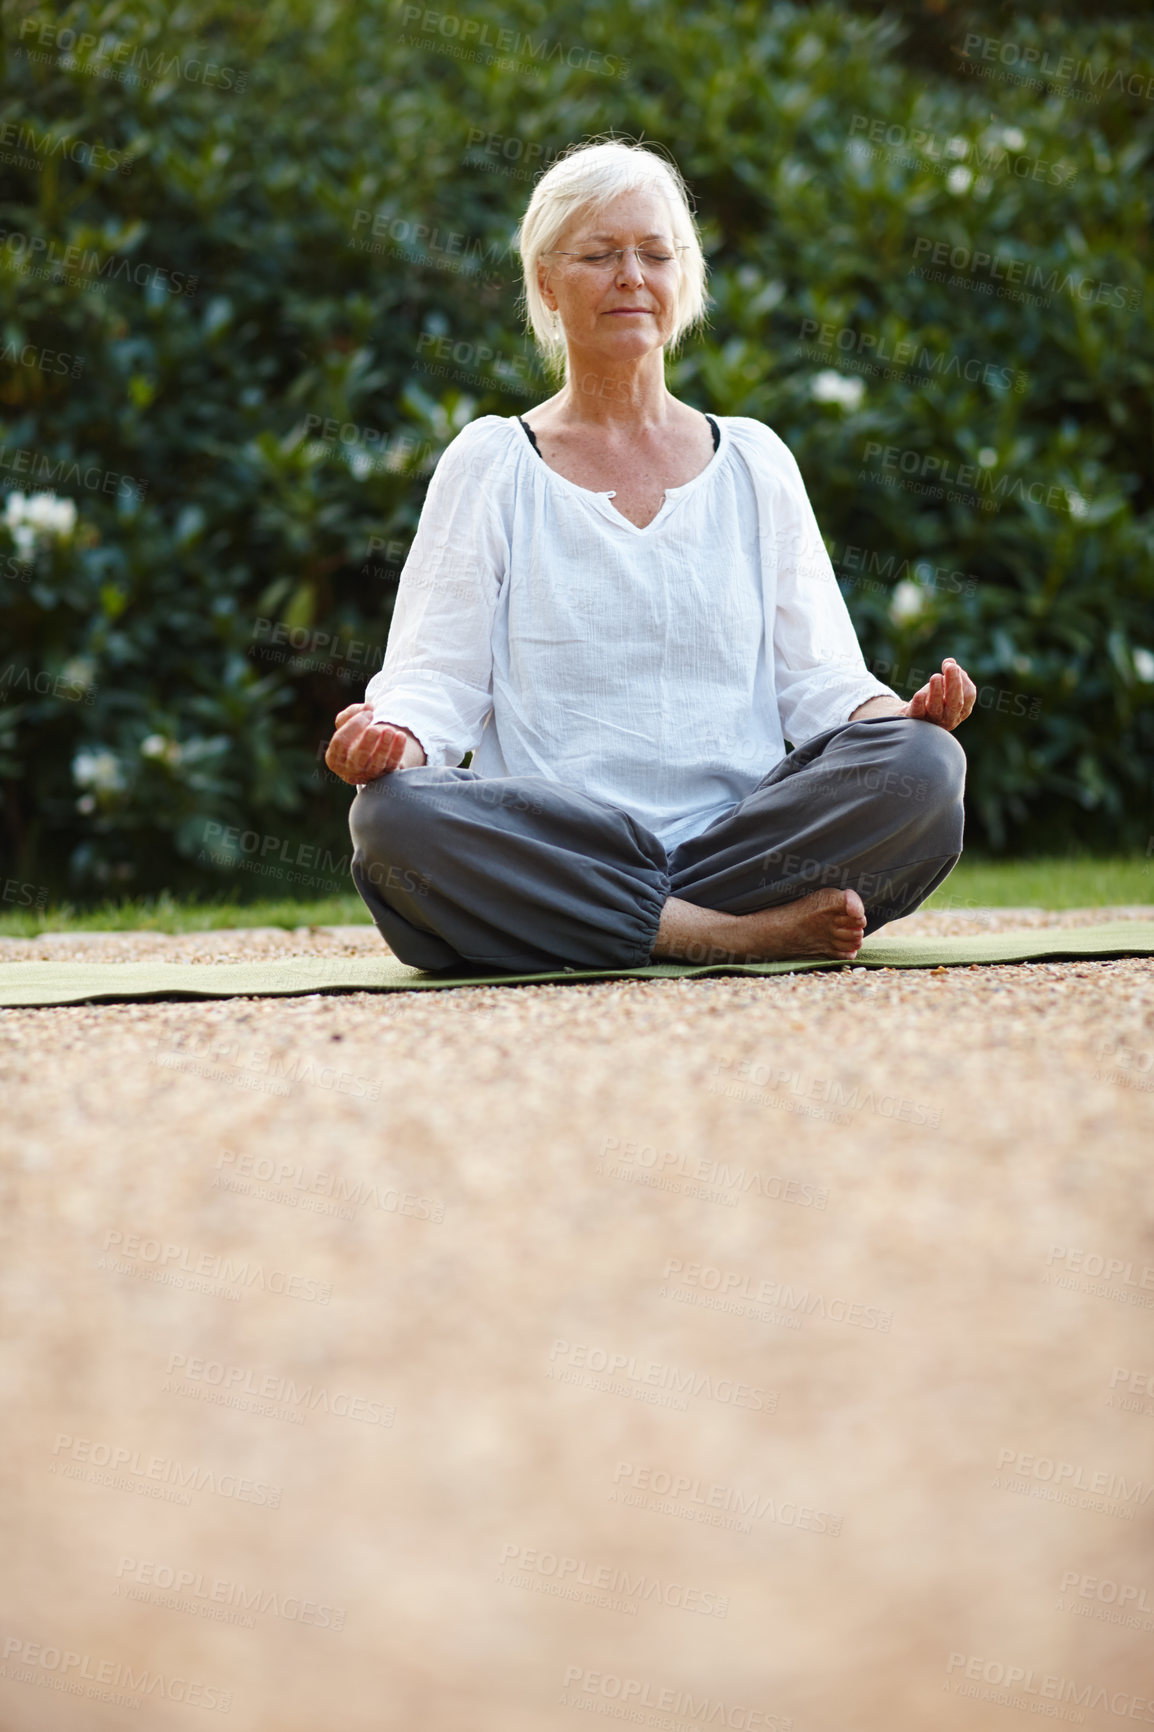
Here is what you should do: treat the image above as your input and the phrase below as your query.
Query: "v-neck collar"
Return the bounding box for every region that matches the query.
[511,414,727,536]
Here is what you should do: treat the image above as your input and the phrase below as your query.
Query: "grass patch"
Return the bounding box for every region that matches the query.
[925,855,1154,912]
[0,857,1150,938]
[0,891,373,939]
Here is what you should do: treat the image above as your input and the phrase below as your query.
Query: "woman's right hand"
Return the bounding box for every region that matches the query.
[325,703,427,784]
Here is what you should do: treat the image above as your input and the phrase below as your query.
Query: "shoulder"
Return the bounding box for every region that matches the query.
[720,415,802,474]
[719,416,814,507]
[432,414,521,479]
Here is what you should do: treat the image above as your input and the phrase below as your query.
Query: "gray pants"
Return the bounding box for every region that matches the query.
[348,716,966,972]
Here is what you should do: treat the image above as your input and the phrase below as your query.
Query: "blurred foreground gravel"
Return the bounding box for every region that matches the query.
[1,907,1152,1732]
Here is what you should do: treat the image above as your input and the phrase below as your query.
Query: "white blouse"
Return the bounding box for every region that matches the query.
[365,413,899,852]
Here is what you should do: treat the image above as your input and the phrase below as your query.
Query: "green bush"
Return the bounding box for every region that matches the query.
[1,0,1151,898]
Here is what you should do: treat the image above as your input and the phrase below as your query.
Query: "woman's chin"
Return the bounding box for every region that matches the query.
[573,332,667,363]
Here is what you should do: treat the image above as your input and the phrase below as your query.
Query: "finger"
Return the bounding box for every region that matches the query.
[941,662,964,728]
[960,670,977,718]
[953,664,971,718]
[334,701,371,728]
[926,674,943,720]
[951,663,975,725]
[349,723,409,782]
[326,711,377,779]
[357,725,408,779]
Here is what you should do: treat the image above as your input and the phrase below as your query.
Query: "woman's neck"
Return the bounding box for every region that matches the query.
[534,362,685,436]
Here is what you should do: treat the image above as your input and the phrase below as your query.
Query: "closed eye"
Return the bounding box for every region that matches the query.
[580,251,675,266]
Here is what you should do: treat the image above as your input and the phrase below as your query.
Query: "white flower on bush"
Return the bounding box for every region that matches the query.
[890,580,927,625]
[1134,648,1154,683]
[1068,491,1088,518]
[140,733,184,768]
[3,491,77,555]
[72,749,126,793]
[811,370,864,410]
[947,165,973,195]
[61,657,96,692]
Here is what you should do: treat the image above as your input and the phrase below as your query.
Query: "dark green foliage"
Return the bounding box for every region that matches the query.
[1,0,1151,894]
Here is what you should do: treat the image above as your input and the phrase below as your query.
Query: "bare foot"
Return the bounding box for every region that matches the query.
[652,888,867,964]
[730,887,867,962]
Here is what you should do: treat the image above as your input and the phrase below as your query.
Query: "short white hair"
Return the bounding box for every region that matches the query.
[514,136,710,379]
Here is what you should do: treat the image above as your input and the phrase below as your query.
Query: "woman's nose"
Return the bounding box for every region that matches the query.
[614,250,646,283]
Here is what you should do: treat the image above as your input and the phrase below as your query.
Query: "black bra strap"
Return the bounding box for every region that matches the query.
[520,413,719,455]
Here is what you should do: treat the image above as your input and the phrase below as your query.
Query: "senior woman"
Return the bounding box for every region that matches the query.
[326,139,975,973]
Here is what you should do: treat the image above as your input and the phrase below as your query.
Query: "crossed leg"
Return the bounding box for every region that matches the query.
[347,716,966,972]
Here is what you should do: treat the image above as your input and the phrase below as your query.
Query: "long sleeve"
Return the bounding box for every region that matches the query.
[364,423,508,766]
[765,433,900,746]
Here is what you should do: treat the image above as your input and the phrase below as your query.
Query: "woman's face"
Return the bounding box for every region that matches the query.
[537,188,683,365]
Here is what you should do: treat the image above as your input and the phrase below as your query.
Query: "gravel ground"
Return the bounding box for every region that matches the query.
[1,907,1153,1732]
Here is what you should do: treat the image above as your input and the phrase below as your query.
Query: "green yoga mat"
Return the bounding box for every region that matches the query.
[1,922,1152,1007]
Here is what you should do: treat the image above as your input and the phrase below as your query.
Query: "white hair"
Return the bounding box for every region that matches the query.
[514,136,710,379]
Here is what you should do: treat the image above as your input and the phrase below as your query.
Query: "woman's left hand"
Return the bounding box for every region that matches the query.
[901,657,977,730]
